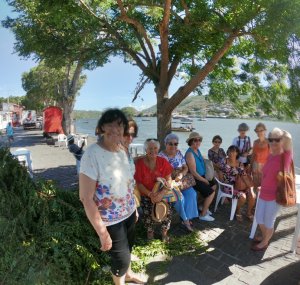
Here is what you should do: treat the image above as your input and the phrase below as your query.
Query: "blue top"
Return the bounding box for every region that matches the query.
[6,124,13,136]
[185,147,206,176]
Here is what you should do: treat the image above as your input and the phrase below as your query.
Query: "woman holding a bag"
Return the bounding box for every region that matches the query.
[159,133,198,232]
[252,128,293,251]
[219,145,256,222]
[185,132,216,222]
[134,138,173,242]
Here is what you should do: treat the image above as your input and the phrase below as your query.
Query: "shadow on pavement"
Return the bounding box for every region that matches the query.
[35,165,78,190]
[144,203,299,284]
[260,260,300,285]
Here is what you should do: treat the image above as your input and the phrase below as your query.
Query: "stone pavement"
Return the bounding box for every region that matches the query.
[9,128,300,285]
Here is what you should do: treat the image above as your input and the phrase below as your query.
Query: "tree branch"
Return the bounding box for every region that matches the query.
[169,32,238,108]
[159,0,171,93]
[117,0,157,69]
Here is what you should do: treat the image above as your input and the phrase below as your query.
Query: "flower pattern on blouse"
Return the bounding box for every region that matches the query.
[219,160,246,198]
[94,181,135,223]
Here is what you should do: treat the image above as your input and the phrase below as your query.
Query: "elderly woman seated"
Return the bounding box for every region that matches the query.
[159,133,198,232]
[134,138,173,242]
[219,145,256,222]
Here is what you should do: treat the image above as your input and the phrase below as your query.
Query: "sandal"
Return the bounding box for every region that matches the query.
[125,273,146,284]
[246,214,254,221]
[236,214,243,222]
[162,235,170,243]
[182,221,194,232]
[147,230,154,241]
[253,236,263,243]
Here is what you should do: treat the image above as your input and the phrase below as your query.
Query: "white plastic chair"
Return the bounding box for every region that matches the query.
[57,134,67,147]
[12,148,33,178]
[214,177,238,221]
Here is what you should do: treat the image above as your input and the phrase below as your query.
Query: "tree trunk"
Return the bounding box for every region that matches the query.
[156,87,173,146]
[61,98,75,135]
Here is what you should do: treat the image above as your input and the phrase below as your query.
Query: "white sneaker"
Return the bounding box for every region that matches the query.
[199,214,215,222]
[198,206,212,216]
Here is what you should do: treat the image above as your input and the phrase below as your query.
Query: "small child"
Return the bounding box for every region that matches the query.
[6,122,14,145]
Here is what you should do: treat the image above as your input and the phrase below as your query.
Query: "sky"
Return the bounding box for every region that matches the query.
[0,2,183,111]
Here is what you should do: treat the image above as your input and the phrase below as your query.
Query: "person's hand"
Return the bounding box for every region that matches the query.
[202,178,209,185]
[151,191,164,203]
[99,229,112,252]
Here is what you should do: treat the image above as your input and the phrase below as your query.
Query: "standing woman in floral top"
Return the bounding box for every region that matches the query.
[79,109,144,285]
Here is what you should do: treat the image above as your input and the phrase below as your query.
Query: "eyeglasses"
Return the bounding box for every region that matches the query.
[167,142,178,146]
[213,140,221,144]
[268,138,281,143]
[193,138,202,142]
[126,132,136,138]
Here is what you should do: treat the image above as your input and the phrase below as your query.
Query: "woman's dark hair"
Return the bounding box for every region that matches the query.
[212,135,222,143]
[96,108,128,135]
[226,145,240,159]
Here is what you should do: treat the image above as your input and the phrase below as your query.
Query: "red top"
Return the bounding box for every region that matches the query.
[260,150,292,201]
[134,156,173,196]
[252,140,270,164]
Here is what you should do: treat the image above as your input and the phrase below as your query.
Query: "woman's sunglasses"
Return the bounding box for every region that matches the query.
[167,142,178,146]
[268,138,281,143]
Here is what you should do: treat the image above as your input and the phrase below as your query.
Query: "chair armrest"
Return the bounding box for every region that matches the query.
[215,177,234,196]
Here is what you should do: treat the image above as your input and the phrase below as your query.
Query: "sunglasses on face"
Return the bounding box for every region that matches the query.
[193,138,202,142]
[255,129,265,133]
[126,132,136,138]
[268,138,281,143]
[167,142,179,146]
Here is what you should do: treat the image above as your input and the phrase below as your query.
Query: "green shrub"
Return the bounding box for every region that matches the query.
[0,148,111,284]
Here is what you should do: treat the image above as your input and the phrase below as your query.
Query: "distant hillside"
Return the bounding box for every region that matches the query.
[139,95,210,116]
[74,107,139,119]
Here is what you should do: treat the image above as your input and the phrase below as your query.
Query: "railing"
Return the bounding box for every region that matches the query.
[129,143,144,158]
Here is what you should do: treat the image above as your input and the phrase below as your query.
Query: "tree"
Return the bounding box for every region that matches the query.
[77,0,300,142]
[3,0,110,134]
[4,1,300,142]
[22,62,86,132]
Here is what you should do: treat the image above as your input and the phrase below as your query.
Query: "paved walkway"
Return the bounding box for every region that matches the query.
[10,128,300,285]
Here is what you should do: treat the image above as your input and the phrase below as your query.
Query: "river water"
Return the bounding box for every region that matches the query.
[76,117,300,169]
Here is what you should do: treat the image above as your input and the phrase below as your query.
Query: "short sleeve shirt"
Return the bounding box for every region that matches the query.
[260,150,292,201]
[232,136,252,163]
[134,156,173,195]
[80,143,136,226]
[158,150,186,169]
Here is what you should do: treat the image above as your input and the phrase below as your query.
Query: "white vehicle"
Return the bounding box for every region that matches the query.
[22,110,37,129]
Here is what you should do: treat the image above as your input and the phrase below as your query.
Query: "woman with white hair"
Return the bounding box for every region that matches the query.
[252,128,293,251]
[134,138,173,242]
[159,133,198,232]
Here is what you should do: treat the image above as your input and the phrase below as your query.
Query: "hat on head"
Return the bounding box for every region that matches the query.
[151,201,169,222]
[186,131,202,143]
[238,123,249,132]
[67,134,74,142]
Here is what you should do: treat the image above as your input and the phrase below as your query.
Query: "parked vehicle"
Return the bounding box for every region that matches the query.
[22,110,37,129]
